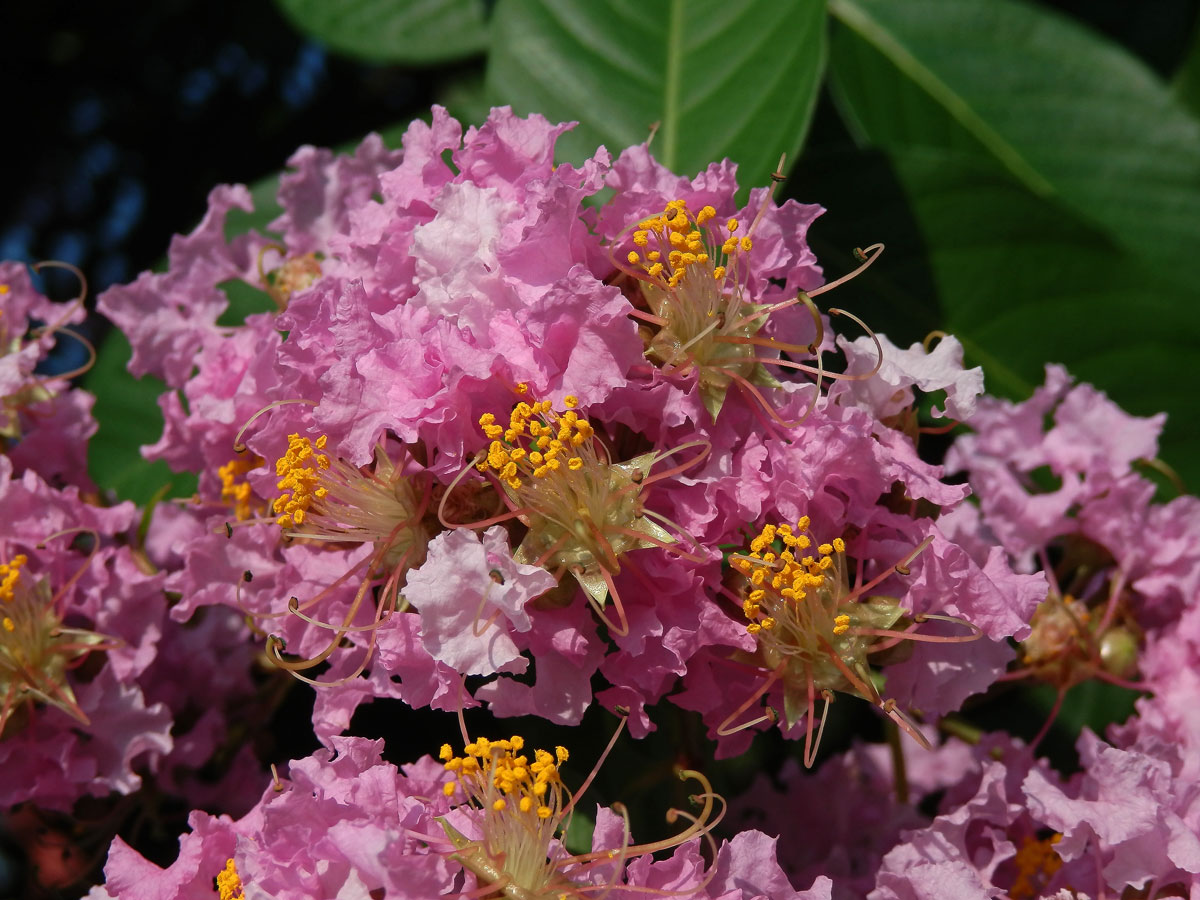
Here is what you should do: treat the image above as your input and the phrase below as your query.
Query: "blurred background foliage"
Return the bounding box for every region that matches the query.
[2,0,1196,765]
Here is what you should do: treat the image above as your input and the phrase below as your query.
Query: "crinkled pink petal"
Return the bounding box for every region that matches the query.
[833,333,984,421]
[97,184,261,386]
[405,526,556,676]
[272,132,404,255]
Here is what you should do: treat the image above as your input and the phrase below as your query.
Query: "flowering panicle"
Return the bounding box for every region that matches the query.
[726,518,977,763]
[459,388,705,634]
[0,552,117,735]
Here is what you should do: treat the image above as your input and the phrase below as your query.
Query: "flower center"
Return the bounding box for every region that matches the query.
[440,735,570,895]
[1008,833,1063,900]
[474,389,683,613]
[258,248,323,309]
[623,201,766,400]
[734,519,883,695]
[0,553,113,734]
[273,434,429,571]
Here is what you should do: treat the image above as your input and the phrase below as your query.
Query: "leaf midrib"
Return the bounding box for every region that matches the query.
[829,0,1056,199]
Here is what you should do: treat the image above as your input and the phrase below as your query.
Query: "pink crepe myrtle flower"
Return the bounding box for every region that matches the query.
[94,737,455,900]
[592,145,899,437]
[1024,729,1200,895]
[265,107,640,473]
[0,260,95,487]
[871,735,1096,900]
[674,511,998,762]
[946,366,1198,743]
[946,364,1166,566]
[0,458,174,809]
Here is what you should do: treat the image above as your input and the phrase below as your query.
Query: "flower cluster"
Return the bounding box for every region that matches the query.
[1,106,1195,899]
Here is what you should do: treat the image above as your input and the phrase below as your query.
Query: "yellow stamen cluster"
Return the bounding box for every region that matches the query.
[476,393,594,491]
[1,553,114,732]
[260,250,322,309]
[273,434,330,528]
[440,735,568,821]
[269,435,430,579]
[0,554,26,633]
[218,455,263,521]
[735,518,847,636]
[470,387,677,611]
[627,200,750,291]
[216,858,245,900]
[1009,833,1063,900]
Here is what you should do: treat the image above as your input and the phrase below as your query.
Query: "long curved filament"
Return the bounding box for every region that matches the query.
[233,399,317,452]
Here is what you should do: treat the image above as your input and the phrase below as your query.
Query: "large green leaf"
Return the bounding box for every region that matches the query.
[885,148,1200,490]
[274,0,489,64]
[828,0,1200,273]
[486,0,827,192]
[1173,15,1200,119]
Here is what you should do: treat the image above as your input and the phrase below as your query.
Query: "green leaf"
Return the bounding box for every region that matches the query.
[487,0,827,193]
[274,0,489,64]
[83,330,197,505]
[828,0,1200,272]
[882,147,1200,489]
[1172,15,1200,119]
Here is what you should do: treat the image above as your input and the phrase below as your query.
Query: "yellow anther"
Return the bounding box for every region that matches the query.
[833,614,851,635]
[217,859,245,900]
[726,219,739,232]
[818,543,833,556]
[563,395,578,408]
[833,537,845,552]
[740,237,753,252]
[712,266,726,280]
[628,251,640,265]
[0,554,27,603]
[697,205,716,223]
